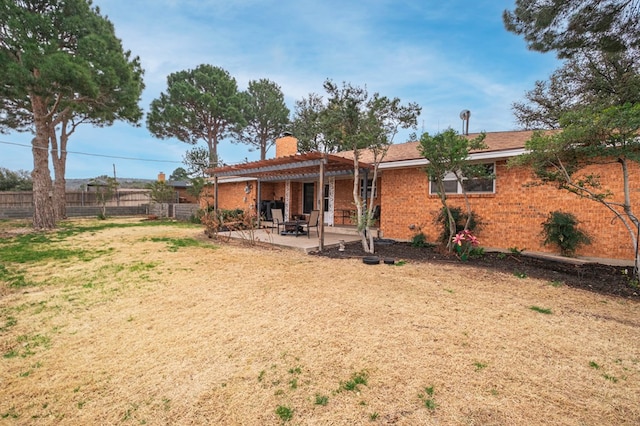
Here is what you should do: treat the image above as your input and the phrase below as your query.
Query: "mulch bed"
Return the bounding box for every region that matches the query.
[312,240,640,299]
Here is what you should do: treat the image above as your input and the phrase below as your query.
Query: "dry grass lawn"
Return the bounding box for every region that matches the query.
[1,217,639,425]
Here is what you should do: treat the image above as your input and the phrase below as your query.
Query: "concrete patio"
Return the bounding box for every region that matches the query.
[216,225,364,253]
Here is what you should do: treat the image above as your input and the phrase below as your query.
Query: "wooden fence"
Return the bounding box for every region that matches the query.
[0,190,199,220]
[0,190,153,208]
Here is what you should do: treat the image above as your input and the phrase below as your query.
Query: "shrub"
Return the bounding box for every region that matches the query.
[541,211,591,256]
[411,232,428,247]
[434,207,482,245]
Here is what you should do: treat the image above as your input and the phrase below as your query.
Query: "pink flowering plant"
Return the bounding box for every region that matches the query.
[452,229,479,261]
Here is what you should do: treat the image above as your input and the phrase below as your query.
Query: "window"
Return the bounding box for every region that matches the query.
[429,163,495,195]
[360,178,377,199]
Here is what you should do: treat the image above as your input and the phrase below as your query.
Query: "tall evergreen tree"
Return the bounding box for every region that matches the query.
[504,0,640,58]
[0,0,144,227]
[147,65,245,167]
[236,79,289,160]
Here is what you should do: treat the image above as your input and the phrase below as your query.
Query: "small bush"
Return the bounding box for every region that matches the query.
[411,232,428,247]
[434,207,482,245]
[541,211,591,257]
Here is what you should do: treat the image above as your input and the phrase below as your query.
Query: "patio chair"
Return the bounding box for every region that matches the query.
[270,208,284,234]
[302,210,320,238]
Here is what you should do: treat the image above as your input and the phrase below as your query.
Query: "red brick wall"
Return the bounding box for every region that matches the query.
[260,182,285,203]
[333,177,381,224]
[380,160,640,260]
[208,181,258,214]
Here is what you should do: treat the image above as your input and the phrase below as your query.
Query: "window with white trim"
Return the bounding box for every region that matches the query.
[429,163,495,195]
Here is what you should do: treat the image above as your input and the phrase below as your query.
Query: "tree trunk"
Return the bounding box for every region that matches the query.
[352,152,371,253]
[619,158,640,276]
[50,129,68,220]
[435,181,456,252]
[30,95,56,230]
[260,134,267,160]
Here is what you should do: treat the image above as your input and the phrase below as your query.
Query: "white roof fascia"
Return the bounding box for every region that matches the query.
[468,148,527,161]
[378,148,527,169]
[208,176,258,184]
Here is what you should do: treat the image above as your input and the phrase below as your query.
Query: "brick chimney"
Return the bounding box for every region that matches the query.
[275,133,298,158]
[158,172,165,182]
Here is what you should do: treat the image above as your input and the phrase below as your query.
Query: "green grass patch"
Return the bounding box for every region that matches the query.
[288,366,302,375]
[0,244,89,264]
[314,394,329,406]
[530,306,552,314]
[418,386,438,411]
[148,237,212,252]
[128,261,160,272]
[54,219,198,239]
[4,334,51,358]
[339,370,368,392]
[0,220,201,268]
[0,406,19,419]
[473,361,488,371]
[0,264,31,288]
[275,405,293,422]
[0,316,18,333]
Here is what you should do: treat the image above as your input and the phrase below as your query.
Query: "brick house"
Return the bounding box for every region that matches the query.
[211,132,639,261]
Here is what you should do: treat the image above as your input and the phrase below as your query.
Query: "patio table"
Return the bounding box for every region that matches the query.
[282,220,306,237]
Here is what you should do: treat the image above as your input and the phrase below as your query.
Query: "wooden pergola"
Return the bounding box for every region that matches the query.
[210,152,372,251]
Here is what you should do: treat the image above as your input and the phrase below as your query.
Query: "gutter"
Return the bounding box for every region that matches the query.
[378,148,528,170]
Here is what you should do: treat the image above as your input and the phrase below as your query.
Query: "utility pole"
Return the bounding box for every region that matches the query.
[113,164,119,206]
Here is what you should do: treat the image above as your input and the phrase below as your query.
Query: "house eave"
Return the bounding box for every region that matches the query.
[378,148,527,169]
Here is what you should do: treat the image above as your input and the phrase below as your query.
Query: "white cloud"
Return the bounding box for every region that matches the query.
[0,0,562,178]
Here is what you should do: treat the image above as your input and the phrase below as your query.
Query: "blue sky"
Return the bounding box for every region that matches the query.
[1,0,561,179]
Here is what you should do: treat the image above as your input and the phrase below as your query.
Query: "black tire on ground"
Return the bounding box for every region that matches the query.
[384,258,395,265]
[363,256,380,265]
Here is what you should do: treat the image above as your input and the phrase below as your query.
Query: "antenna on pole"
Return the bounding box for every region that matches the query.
[459,109,471,135]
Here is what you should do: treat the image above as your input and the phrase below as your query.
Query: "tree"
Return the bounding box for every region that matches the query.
[146,181,176,219]
[182,146,212,208]
[90,175,118,219]
[169,167,189,181]
[0,168,32,191]
[0,0,144,227]
[236,79,289,160]
[147,64,246,167]
[183,147,211,177]
[513,50,640,129]
[511,103,640,274]
[508,2,640,275]
[322,80,420,253]
[419,129,488,251]
[503,0,640,58]
[291,93,339,154]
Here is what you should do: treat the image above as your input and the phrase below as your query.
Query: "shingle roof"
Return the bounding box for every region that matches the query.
[336,130,541,164]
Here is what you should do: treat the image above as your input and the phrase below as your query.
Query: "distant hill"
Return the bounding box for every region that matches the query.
[65,178,155,190]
